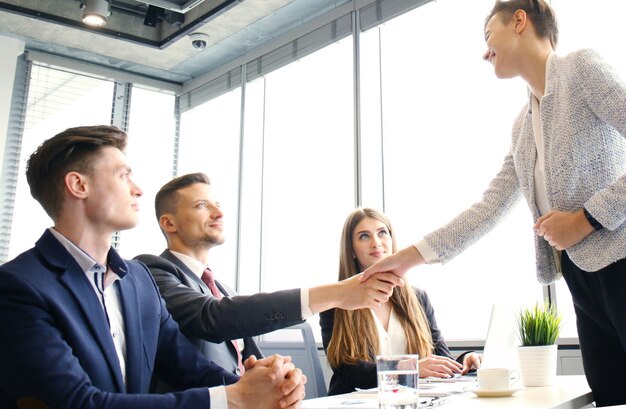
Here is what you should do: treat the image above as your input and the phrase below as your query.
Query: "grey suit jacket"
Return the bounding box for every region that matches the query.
[134,250,304,377]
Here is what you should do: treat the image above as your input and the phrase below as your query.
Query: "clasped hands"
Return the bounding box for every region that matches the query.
[227,354,307,409]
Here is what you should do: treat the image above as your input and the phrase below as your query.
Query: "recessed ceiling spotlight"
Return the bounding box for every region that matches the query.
[81,0,111,27]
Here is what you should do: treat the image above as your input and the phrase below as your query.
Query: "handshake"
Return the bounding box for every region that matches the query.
[226,354,307,409]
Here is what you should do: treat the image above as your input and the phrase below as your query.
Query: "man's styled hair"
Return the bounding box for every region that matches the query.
[486,0,559,49]
[155,172,211,220]
[26,125,127,219]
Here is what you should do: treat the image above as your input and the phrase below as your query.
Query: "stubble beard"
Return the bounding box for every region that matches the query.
[195,234,224,249]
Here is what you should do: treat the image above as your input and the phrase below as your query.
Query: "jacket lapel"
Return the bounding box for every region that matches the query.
[38,231,125,392]
[117,271,142,393]
[161,250,208,293]
[160,250,241,359]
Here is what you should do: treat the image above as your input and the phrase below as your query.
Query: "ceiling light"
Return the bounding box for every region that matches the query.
[81,0,111,27]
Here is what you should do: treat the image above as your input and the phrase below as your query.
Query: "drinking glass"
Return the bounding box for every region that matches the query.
[376,354,419,409]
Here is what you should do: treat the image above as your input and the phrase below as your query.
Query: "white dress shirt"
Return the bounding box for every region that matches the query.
[48,228,127,386]
[50,230,224,406]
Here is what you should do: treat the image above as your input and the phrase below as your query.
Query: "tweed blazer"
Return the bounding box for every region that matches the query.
[424,49,626,284]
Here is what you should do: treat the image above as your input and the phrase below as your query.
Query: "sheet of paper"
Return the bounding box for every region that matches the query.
[302,396,452,409]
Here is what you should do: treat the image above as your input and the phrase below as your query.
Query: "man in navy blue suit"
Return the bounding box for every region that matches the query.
[0,125,305,409]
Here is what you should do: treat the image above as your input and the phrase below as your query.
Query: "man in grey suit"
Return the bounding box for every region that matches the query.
[135,172,402,386]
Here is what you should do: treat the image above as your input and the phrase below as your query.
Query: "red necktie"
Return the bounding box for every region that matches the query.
[201,268,245,374]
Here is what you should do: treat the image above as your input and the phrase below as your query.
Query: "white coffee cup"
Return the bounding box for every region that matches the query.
[477,368,520,391]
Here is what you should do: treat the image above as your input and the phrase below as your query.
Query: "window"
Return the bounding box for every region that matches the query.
[365,0,542,340]
[4,63,180,263]
[178,89,242,286]
[255,37,355,339]
[7,64,114,259]
[118,86,177,259]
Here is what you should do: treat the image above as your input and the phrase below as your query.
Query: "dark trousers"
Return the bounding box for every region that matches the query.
[561,251,626,407]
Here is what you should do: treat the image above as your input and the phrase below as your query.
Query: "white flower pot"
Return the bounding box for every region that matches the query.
[517,344,558,387]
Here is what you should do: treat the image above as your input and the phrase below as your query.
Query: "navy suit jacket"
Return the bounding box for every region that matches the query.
[0,230,238,409]
[134,250,304,377]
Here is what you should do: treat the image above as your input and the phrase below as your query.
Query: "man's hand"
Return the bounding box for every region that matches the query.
[309,272,404,313]
[533,209,595,250]
[226,354,306,409]
[281,361,307,408]
[418,355,463,378]
[361,245,425,281]
[335,272,404,310]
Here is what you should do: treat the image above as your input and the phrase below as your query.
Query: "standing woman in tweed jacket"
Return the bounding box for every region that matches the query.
[361,0,626,406]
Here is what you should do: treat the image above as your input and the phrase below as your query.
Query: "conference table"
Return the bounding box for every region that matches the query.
[302,375,593,409]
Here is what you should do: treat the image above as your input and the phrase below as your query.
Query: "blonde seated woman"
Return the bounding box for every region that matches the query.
[320,208,482,395]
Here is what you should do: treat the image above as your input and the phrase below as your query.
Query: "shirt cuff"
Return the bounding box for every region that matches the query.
[301,288,313,319]
[414,240,440,264]
[209,386,228,409]
[583,207,603,230]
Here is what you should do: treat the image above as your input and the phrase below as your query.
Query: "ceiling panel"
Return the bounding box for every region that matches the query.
[0,0,350,84]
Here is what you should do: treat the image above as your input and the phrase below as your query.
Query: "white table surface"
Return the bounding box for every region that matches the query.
[302,375,592,409]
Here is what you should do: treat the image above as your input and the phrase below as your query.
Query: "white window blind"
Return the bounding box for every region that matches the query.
[2,62,115,261]
[0,55,30,263]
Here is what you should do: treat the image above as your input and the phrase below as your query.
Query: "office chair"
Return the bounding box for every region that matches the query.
[257,322,328,398]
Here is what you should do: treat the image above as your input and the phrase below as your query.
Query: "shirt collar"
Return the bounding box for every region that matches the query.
[48,227,128,278]
[169,250,207,279]
[527,51,556,112]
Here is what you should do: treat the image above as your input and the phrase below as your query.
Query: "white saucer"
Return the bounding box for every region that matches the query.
[470,387,522,397]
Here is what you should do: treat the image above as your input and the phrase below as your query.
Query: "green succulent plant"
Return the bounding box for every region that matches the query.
[517,302,562,346]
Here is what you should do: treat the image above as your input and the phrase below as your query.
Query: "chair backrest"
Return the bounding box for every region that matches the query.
[257,322,328,398]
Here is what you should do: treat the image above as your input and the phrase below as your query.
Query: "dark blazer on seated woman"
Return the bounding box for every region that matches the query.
[320,287,466,396]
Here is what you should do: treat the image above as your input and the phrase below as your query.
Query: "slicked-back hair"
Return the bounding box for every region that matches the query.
[155,172,211,221]
[25,125,127,220]
[326,208,434,369]
[486,0,558,49]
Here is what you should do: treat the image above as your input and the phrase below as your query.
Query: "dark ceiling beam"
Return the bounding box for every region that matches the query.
[0,0,242,49]
[0,1,161,47]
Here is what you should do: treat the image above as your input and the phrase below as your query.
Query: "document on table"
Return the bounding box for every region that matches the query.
[301,393,451,409]
[301,379,477,409]
[419,377,477,397]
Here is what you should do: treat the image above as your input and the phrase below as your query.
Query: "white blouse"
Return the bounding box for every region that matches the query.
[370,307,408,355]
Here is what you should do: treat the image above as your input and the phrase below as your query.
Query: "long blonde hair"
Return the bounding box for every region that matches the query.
[326,208,434,368]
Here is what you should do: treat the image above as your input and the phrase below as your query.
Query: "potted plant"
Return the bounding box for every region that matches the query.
[516,302,562,387]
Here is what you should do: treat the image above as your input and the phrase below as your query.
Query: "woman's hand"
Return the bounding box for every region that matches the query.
[418,355,463,378]
[361,246,425,281]
[461,352,482,374]
[534,209,595,250]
